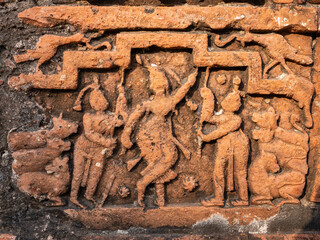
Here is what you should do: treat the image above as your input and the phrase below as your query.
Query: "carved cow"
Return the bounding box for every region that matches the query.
[12,137,71,175]
[18,157,70,206]
[8,114,78,151]
[9,115,77,175]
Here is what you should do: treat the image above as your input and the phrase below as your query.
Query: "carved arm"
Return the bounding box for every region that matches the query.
[170,68,198,107]
[83,114,116,148]
[199,114,241,142]
[120,103,147,149]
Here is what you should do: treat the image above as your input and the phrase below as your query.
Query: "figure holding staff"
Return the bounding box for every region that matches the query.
[198,77,249,207]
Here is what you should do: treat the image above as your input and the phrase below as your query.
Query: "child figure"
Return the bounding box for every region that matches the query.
[198,78,249,207]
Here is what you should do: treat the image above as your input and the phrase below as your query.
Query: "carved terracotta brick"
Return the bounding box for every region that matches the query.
[3,0,320,237]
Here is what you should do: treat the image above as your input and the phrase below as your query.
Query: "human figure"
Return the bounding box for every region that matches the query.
[70,74,126,208]
[198,80,249,207]
[121,55,197,207]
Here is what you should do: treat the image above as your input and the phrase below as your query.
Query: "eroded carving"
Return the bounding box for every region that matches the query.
[18,157,70,206]
[199,77,249,207]
[121,55,196,207]
[249,107,308,206]
[7,4,319,230]
[8,115,78,205]
[215,31,313,78]
[70,74,127,208]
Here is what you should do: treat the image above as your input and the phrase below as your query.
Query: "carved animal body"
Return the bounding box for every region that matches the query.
[18,157,70,206]
[252,108,309,174]
[249,108,309,205]
[255,74,314,128]
[9,115,78,175]
[12,137,71,175]
[249,151,279,205]
[215,32,313,77]
[8,115,78,151]
[14,33,89,71]
[260,138,308,175]
[248,151,305,205]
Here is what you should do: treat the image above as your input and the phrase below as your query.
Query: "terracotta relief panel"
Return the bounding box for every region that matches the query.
[5,3,320,231]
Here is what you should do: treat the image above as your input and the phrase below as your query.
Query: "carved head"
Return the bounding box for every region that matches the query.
[262,151,280,173]
[73,74,109,112]
[89,88,109,111]
[221,91,241,112]
[136,54,169,95]
[45,157,69,174]
[149,67,169,95]
[252,107,279,130]
[47,137,71,151]
[50,113,78,138]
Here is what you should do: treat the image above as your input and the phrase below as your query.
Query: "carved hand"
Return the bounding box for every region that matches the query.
[103,137,117,148]
[121,131,133,149]
[188,68,198,84]
[197,129,206,140]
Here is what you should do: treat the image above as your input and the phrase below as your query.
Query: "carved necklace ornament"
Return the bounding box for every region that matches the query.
[6,3,320,230]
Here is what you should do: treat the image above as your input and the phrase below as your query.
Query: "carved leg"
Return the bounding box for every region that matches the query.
[263,60,279,78]
[300,90,313,128]
[304,105,313,128]
[280,60,294,75]
[251,196,273,206]
[201,144,230,207]
[154,183,165,207]
[36,50,57,72]
[231,135,249,207]
[136,149,177,208]
[201,198,224,207]
[70,143,86,209]
[291,75,314,128]
[285,52,313,66]
[277,188,301,207]
[87,41,112,51]
[276,198,300,207]
[136,178,148,208]
[84,153,104,206]
[171,136,191,160]
[48,195,64,206]
[137,166,167,208]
